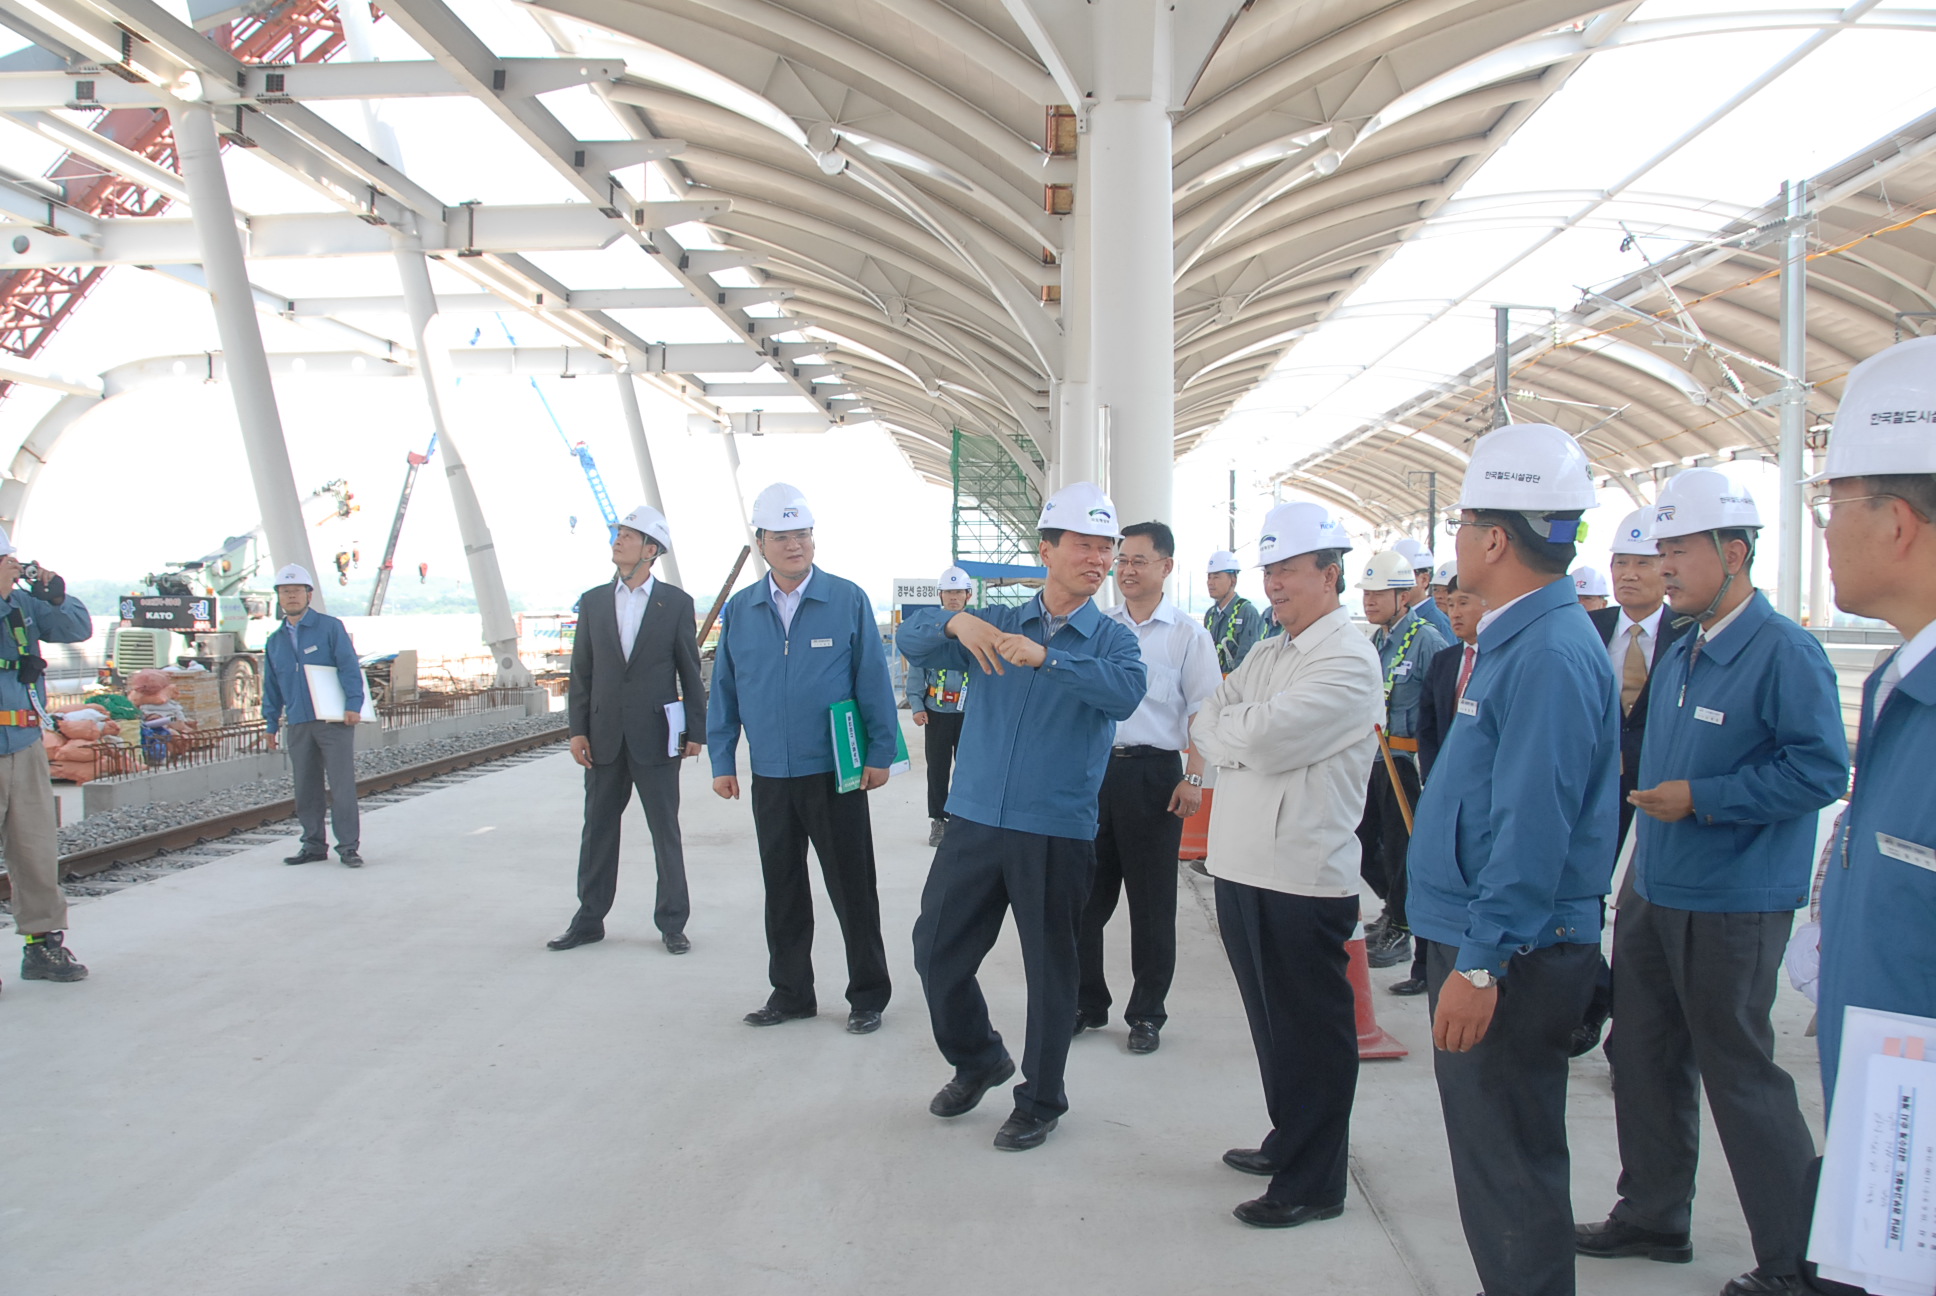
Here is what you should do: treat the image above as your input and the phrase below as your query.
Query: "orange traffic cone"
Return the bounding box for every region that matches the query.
[1179,788,1213,861]
[1348,923,1408,1059]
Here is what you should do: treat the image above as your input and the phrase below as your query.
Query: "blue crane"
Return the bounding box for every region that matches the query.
[495,315,620,542]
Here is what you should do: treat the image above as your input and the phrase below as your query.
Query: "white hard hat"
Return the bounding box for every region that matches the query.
[1457,423,1598,536]
[0,526,17,558]
[1036,481,1122,538]
[751,482,815,531]
[1432,558,1458,587]
[1355,549,1417,591]
[1256,501,1353,567]
[1206,549,1240,573]
[273,564,315,588]
[1650,467,1762,540]
[1572,567,1611,598]
[1391,537,1435,570]
[1812,335,1936,483]
[937,565,973,590]
[1610,508,1658,556]
[616,504,672,551]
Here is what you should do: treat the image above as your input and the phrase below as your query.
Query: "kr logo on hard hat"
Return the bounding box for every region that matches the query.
[1656,505,1677,522]
[1088,508,1111,522]
[781,507,799,520]
[1260,534,1277,547]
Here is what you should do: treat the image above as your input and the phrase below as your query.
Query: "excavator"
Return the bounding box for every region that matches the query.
[99,481,359,724]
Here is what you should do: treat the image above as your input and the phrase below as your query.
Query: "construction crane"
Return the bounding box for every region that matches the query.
[368,435,437,616]
[492,315,620,541]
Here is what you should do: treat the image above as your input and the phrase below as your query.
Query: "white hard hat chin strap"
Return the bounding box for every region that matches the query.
[1670,531,1737,630]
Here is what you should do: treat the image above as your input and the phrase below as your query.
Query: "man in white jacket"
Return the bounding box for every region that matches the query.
[1192,501,1384,1229]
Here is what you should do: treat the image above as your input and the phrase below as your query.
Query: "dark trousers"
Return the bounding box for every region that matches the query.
[1428,938,1600,1296]
[912,817,1091,1121]
[749,772,891,1014]
[1218,880,1360,1206]
[1356,756,1418,928]
[921,710,963,821]
[1605,895,1816,1273]
[571,741,688,936]
[286,720,358,853]
[1078,750,1183,1026]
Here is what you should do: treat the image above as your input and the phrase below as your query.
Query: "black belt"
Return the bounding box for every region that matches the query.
[1111,744,1174,759]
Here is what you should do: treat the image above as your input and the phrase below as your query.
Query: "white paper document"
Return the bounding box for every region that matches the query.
[664,701,685,757]
[304,665,378,723]
[1811,1004,1936,1295]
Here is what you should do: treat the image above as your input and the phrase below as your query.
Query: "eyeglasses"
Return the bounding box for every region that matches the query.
[764,529,814,546]
[1113,557,1161,572]
[1806,493,1927,529]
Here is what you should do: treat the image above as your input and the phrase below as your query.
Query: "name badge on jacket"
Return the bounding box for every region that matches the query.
[1394,661,1413,678]
[811,638,834,648]
[1878,833,1936,873]
[304,644,319,654]
[1694,706,1725,725]
[1457,697,1478,717]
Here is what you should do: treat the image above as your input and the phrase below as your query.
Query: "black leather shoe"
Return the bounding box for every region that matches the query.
[1127,1020,1161,1053]
[1568,1019,1605,1057]
[1388,976,1428,996]
[662,932,691,955]
[1575,1216,1693,1263]
[846,1010,882,1034]
[1233,1199,1344,1228]
[547,926,604,951]
[283,850,327,866]
[993,1108,1057,1151]
[1222,1148,1276,1176]
[1720,1268,1802,1295]
[929,1055,1016,1117]
[743,1004,816,1027]
[1072,1008,1107,1037]
[338,851,363,868]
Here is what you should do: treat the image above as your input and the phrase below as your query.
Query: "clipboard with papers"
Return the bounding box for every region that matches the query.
[304,664,378,723]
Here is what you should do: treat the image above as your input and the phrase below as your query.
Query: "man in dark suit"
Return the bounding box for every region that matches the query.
[550,505,706,955]
[1570,507,1688,1051]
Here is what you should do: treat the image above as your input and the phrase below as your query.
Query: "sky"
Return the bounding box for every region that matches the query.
[0,0,1923,627]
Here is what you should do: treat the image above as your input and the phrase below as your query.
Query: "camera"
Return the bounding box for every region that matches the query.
[17,560,37,585]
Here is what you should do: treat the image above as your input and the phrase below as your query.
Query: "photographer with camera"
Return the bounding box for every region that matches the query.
[0,529,93,989]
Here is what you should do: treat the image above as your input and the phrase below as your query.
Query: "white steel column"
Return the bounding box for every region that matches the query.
[1809,445,1831,627]
[614,372,683,587]
[393,232,532,686]
[170,103,324,606]
[721,429,765,576]
[1088,0,1174,525]
[1777,180,1808,620]
[1053,139,1095,491]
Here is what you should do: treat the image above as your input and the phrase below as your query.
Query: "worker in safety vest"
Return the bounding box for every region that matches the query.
[908,566,974,847]
[1808,336,1936,1293]
[1406,422,1620,1296]
[1572,565,1611,611]
[1576,470,1846,1296]
[1204,550,1263,674]
[1394,537,1454,640]
[1356,549,1446,972]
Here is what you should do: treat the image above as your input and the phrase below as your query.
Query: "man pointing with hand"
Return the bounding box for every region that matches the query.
[898,482,1146,1153]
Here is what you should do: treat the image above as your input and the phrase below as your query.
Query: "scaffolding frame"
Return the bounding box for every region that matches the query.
[950,428,1042,606]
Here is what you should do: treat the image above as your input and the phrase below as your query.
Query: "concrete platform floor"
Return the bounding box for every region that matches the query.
[0,724,1825,1296]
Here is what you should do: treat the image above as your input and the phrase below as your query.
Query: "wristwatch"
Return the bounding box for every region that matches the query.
[1183,773,1203,787]
[1458,969,1496,990]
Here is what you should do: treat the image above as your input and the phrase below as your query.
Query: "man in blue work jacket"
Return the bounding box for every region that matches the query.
[1395,537,1454,641]
[1407,423,1621,1296]
[898,481,1145,1153]
[262,564,366,867]
[1810,338,1936,1292]
[0,533,92,986]
[709,483,899,1035]
[1355,548,1447,971]
[1577,471,1846,1296]
[908,565,974,848]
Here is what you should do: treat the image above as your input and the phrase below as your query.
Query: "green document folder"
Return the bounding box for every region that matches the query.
[830,700,911,793]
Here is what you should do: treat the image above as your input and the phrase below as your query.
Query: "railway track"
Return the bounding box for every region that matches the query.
[0,726,570,904]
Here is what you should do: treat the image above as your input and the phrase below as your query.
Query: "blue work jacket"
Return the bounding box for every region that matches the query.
[708,567,898,779]
[262,609,363,736]
[896,595,1145,840]
[1632,593,1848,912]
[0,588,90,754]
[1406,575,1621,976]
[1414,596,1454,643]
[1818,648,1936,1108]
[1373,606,1447,744]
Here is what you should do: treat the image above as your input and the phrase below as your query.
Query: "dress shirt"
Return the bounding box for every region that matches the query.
[614,574,656,659]
[1874,618,1936,715]
[1607,604,1665,676]
[1455,643,1477,700]
[1104,597,1223,750]
[769,569,814,633]
[1474,587,1535,637]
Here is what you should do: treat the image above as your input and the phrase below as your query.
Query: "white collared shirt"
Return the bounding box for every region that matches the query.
[1103,597,1223,750]
[769,569,814,633]
[614,574,655,658]
[1699,591,1754,646]
[1476,587,1536,637]
[1608,603,1665,676]
[1876,619,1936,714]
